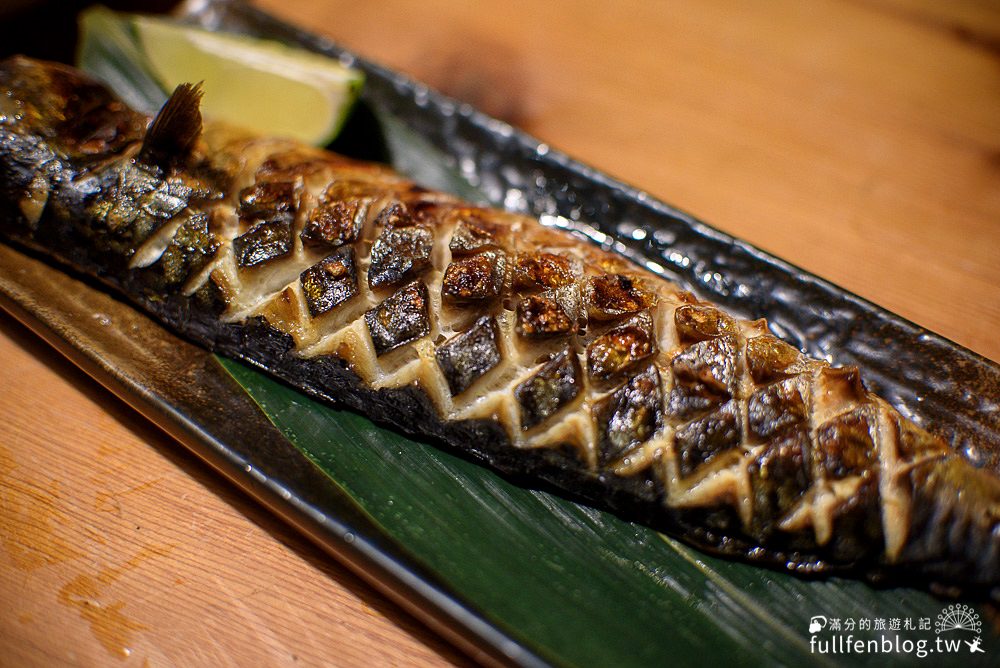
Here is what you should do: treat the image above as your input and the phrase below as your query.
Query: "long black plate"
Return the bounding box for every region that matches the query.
[187,0,999,475]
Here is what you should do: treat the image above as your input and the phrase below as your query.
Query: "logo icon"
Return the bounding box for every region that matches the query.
[935,604,982,635]
[809,616,828,634]
[965,638,985,654]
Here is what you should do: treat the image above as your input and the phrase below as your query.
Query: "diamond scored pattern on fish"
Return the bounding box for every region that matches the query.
[2,56,997,588]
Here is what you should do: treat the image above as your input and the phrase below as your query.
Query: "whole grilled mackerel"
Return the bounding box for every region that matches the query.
[1,57,997,593]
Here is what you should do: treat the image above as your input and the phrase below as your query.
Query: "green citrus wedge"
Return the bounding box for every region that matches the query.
[132,16,363,146]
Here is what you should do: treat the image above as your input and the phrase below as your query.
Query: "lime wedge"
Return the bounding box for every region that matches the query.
[133,16,363,146]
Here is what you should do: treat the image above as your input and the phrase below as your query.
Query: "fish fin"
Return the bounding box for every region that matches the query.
[139,82,204,167]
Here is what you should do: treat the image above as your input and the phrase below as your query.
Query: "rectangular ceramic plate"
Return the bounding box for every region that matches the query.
[186,1,999,468]
[2,1,998,666]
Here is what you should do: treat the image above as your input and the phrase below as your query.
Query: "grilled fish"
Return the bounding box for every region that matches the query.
[1,56,997,594]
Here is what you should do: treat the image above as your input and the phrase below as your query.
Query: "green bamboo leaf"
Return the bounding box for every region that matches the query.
[219,357,996,668]
[76,6,167,113]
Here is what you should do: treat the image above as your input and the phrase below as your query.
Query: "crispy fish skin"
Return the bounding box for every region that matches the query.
[1,57,997,593]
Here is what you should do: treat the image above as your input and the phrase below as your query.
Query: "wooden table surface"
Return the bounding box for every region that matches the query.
[2,0,998,665]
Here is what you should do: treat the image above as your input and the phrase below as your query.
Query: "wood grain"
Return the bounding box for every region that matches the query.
[0,317,469,667]
[1,1,998,666]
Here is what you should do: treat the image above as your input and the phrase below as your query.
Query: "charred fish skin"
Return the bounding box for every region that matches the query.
[1,56,998,594]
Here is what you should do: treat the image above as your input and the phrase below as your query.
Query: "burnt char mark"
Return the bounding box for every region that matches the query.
[747,377,808,441]
[815,408,877,480]
[512,252,575,290]
[448,210,510,254]
[364,280,431,355]
[674,304,738,343]
[88,164,156,234]
[515,350,583,430]
[374,201,419,228]
[368,225,434,288]
[0,57,147,160]
[143,178,202,221]
[675,400,741,477]
[299,246,358,317]
[62,101,145,158]
[152,212,219,289]
[826,475,884,563]
[745,334,801,383]
[666,384,727,422]
[301,198,363,249]
[667,330,739,421]
[300,180,379,250]
[233,217,293,268]
[0,128,58,227]
[748,427,811,539]
[516,292,573,338]
[594,364,663,466]
[239,181,296,219]
[586,311,656,380]
[368,203,433,289]
[441,249,506,304]
[585,274,655,321]
[86,162,208,261]
[435,316,502,396]
[670,335,738,396]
